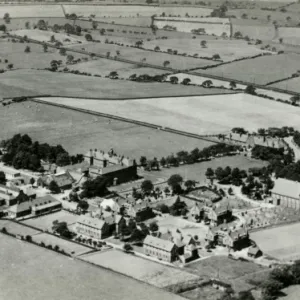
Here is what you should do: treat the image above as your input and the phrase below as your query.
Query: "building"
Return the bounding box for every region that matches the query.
[7,195,62,219]
[38,170,74,190]
[271,178,300,208]
[84,149,137,185]
[126,202,154,221]
[143,235,178,262]
[205,205,233,226]
[248,246,262,258]
[0,184,20,206]
[76,215,112,240]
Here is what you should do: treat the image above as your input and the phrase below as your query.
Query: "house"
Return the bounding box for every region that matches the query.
[271,178,300,208]
[100,198,121,213]
[248,246,263,258]
[189,203,204,221]
[143,235,178,262]
[7,195,61,219]
[84,149,137,185]
[0,184,20,206]
[37,170,74,190]
[126,202,154,221]
[205,205,233,226]
[76,215,112,240]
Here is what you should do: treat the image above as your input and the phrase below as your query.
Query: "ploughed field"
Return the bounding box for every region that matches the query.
[0,234,184,300]
[0,100,214,158]
[35,93,300,136]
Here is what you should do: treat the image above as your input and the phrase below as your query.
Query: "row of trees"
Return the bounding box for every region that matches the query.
[0,134,84,172]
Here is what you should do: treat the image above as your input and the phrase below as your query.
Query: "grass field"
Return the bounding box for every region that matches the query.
[0,219,41,236]
[0,100,214,158]
[22,211,80,231]
[269,77,300,93]
[37,92,300,136]
[94,16,152,27]
[276,27,300,46]
[144,38,269,62]
[181,285,223,300]
[0,234,184,300]
[81,249,200,288]
[201,53,300,85]
[251,222,300,261]
[0,69,227,99]
[280,285,300,300]
[69,42,218,70]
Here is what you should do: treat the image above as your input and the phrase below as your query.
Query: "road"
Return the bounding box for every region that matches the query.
[285,136,300,162]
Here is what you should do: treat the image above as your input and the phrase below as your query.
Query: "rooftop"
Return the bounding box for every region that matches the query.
[144,235,175,252]
[272,178,300,199]
[77,215,106,229]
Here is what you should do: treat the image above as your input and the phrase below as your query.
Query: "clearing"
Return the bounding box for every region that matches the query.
[0,234,184,300]
[201,53,300,85]
[81,249,200,288]
[0,100,214,158]
[250,222,300,261]
[0,69,227,99]
[36,93,300,135]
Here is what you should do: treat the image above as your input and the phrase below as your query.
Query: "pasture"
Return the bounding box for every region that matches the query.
[251,222,300,261]
[144,38,269,62]
[0,100,214,158]
[69,42,218,70]
[21,211,80,231]
[0,69,225,99]
[37,92,300,136]
[81,249,200,288]
[270,77,300,93]
[276,27,300,46]
[201,53,300,85]
[0,234,183,300]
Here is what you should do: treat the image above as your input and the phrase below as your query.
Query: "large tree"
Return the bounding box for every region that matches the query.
[141,179,154,195]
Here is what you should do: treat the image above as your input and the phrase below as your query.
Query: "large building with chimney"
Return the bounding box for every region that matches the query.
[84,148,137,185]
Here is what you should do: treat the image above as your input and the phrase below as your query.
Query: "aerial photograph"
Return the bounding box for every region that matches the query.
[1,0,300,299]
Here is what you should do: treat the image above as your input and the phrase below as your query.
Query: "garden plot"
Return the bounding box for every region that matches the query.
[201,53,300,85]
[144,38,269,62]
[11,29,84,45]
[154,19,230,36]
[36,92,300,136]
[251,222,300,261]
[63,4,212,18]
[69,42,218,70]
[81,249,200,288]
[21,211,80,232]
[0,4,64,18]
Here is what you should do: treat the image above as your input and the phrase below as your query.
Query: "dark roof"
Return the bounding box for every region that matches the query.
[51,171,74,188]
[248,246,261,255]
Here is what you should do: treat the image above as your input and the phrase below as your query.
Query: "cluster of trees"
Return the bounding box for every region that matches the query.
[156,196,188,216]
[80,176,109,199]
[0,171,6,185]
[52,221,74,239]
[210,4,227,17]
[258,126,295,138]
[129,73,168,83]
[0,134,83,172]
[206,166,247,185]
[293,130,300,148]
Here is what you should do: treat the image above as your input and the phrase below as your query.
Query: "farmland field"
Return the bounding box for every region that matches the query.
[144,38,269,62]
[68,42,218,70]
[251,222,300,261]
[36,93,300,136]
[81,249,200,287]
[63,4,213,18]
[269,77,300,93]
[21,211,80,231]
[276,27,300,46]
[94,16,152,27]
[0,100,215,158]
[0,69,227,99]
[201,53,300,85]
[0,234,184,300]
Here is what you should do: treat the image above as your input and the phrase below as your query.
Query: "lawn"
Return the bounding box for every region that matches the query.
[69,42,218,70]
[21,211,80,231]
[37,92,300,136]
[201,53,300,85]
[270,77,300,93]
[0,234,184,300]
[0,69,227,99]
[250,222,300,261]
[0,39,87,70]
[144,38,269,62]
[0,100,214,158]
[0,219,41,236]
[81,249,200,288]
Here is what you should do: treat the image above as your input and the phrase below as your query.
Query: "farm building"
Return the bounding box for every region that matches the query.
[76,215,114,240]
[143,235,178,262]
[7,195,61,219]
[37,170,75,190]
[271,178,300,208]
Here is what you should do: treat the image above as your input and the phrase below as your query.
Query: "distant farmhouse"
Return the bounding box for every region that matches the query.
[224,133,287,149]
[271,178,300,208]
[84,148,137,185]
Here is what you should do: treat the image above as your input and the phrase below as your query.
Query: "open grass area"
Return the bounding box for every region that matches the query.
[0,234,184,300]
[251,222,300,261]
[0,69,224,99]
[144,38,269,62]
[37,92,300,136]
[0,100,214,158]
[21,211,80,231]
[201,53,300,85]
[270,77,300,93]
[69,42,217,70]
[0,219,41,236]
[81,249,200,288]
